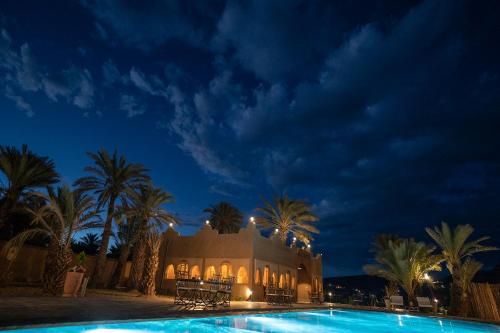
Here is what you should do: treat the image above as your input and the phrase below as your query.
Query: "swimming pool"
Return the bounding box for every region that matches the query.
[3,309,499,332]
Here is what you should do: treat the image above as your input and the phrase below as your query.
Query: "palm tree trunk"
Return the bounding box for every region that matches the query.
[92,195,116,287]
[42,240,72,295]
[129,238,146,290]
[449,266,462,316]
[111,245,130,288]
[141,243,159,296]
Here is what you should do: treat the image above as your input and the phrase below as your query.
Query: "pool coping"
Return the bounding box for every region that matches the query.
[0,305,498,331]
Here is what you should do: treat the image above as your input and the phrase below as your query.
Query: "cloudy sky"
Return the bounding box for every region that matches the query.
[1,0,499,276]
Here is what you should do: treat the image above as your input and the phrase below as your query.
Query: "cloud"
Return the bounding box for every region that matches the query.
[0,28,95,113]
[81,0,218,50]
[119,94,145,118]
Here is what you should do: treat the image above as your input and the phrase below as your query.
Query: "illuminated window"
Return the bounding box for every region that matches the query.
[221,263,233,278]
[285,271,291,288]
[291,276,296,289]
[262,266,270,287]
[237,266,248,284]
[165,264,175,279]
[205,265,216,279]
[190,265,200,279]
[279,274,285,288]
[177,262,189,278]
[271,272,277,286]
[254,268,261,285]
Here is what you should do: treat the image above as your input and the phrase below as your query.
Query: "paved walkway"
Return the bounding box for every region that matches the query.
[0,294,330,328]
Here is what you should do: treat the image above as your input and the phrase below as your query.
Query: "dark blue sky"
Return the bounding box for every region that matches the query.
[1,0,499,276]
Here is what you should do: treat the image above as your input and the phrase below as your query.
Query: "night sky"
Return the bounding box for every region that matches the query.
[1,0,499,276]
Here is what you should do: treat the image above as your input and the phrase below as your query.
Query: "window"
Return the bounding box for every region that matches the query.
[190,265,200,279]
[291,276,296,289]
[221,263,232,278]
[254,268,261,285]
[262,266,270,287]
[165,264,175,279]
[279,274,285,288]
[237,266,248,284]
[271,272,277,286]
[285,272,291,288]
[177,262,189,278]
[205,265,216,280]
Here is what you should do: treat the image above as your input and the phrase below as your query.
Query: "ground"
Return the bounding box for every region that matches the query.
[0,290,330,328]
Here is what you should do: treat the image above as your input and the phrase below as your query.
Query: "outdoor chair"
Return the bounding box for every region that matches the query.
[390,295,405,310]
[416,297,433,312]
[309,291,320,304]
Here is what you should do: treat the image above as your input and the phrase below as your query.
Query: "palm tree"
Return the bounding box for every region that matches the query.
[204,202,243,234]
[458,258,483,317]
[125,183,176,291]
[72,233,101,256]
[425,222,497,315]
[1,186,101,294]
[364,237,443,304]
[109,212,141,287]
[75,149,149,287]
[0,145,59,227]
[255,194,319,244]
[141,228,162,296]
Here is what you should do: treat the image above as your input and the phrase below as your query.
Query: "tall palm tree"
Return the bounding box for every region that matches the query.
[425,222,497,315]
[204,202,243,234]
[1,186,101,295]
[255,194,319,244]
[110,211,141,287]
[125,183,176,291]
[0,145,59,227]
[364,237,443,304]
[75,149,149,286]
[141,228,162,296]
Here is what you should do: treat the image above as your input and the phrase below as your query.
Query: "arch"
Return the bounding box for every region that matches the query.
[190,265,200,279]
[297,263,312,303]
[205,265,216,280]
[220,262,233,278]
[165,264,175,279]
[237,266,248,284]
[177,262,189,278]
[314,277,319,292]
[291,276,296,289]
[262,266,270,287]
[254,268,261,285]
[285,271,291,288]
[279,273,285,288]
[271,272,277,286]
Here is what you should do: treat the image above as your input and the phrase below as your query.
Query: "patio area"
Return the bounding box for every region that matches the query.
[0,291,331,329]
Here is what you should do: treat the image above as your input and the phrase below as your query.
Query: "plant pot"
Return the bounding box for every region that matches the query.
[63,272,84,297]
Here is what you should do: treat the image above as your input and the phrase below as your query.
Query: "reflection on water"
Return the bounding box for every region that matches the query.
[5,310,500,333]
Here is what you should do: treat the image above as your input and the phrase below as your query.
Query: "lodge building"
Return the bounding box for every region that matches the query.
[155,221,323,302]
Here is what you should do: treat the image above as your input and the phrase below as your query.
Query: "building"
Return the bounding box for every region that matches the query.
[155,221,323,302]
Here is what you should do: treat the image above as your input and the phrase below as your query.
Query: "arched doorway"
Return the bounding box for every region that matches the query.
[297,263,312,303]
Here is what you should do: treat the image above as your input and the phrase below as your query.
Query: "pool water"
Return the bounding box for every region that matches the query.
[4,309,499,332]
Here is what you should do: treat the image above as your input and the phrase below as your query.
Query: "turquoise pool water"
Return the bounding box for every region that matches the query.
[4,309,499,332]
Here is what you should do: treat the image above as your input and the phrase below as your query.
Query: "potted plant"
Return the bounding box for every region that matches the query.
[63,252,87,297]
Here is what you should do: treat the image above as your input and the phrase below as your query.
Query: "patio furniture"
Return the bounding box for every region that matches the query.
[390,295,405,310]
[416,297,433,312]
[174,277,235,310]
